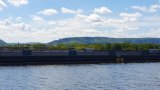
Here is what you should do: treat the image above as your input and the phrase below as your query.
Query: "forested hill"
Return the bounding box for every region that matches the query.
[1,37,160,45]
[0,39,6,45]
[48,37,160,45]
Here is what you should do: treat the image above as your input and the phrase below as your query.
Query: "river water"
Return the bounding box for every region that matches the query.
[0,63,160,90]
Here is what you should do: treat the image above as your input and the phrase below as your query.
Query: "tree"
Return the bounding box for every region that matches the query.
[111,43,122,50]
[30,44,47,50]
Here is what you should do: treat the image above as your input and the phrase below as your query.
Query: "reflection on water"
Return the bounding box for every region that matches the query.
[0,63,160,90]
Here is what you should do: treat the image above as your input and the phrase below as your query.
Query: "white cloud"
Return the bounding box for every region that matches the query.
[120,12,142,18]
[131,4,160,13]
[0,19,43,43]
[38,9,58,16]
[131,6,147,12]
[150,4,160,12]
[129,16,160,28]
[0,20,10,30]
[119,12,142,22]
[30,15,43,22]
[0,19,31,31]
[115,26,138,32]
[0,16,109,43]
[7,0,28,7]
[141,28,160,37]
[94,7,112,14]
[0,13,143,42]
[11,22,31,31]
[87,14,102,22]
[0,0,7,11]
[0,11,159,43]
[76,14,102,23]
[16,17,22,22]
[61,7,83,14]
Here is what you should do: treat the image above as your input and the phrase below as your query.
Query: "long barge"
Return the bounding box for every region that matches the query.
[0,49,160,65]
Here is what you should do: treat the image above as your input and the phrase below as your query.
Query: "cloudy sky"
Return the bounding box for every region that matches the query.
[0,0,160,43]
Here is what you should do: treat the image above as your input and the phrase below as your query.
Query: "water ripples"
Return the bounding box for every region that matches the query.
[0,63,160,90]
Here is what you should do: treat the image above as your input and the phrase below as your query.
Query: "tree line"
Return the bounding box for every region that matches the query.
[6,43,160,50]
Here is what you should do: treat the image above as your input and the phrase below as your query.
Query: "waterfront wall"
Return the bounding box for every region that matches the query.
[0,50,147,56]
[0,50,159,65]
[0,50,156,56]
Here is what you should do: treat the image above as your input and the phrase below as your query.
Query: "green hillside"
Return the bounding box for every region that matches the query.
[0,39,6,46]
[48,37,160,45]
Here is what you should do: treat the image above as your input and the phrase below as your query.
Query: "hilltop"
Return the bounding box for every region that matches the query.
[48,37,160,45]
[0,39,6,46]
[1,37,160,45]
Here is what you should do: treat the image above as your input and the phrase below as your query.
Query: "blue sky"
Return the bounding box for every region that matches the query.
[0,0,160,43]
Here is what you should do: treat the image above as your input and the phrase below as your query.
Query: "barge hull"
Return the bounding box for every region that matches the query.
[0,55,160,65]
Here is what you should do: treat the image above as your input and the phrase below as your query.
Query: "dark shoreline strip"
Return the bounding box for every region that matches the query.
[0,55,160,66]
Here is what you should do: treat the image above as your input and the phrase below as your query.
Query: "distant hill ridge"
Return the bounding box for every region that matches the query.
[48,37,160,44]
[1,37,160,45]
[0,39,6,45]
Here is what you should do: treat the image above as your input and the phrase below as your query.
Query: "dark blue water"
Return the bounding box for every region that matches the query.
[0,63,160,90]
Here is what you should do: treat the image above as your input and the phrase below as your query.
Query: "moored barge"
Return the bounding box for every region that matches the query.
[0,49,160,65]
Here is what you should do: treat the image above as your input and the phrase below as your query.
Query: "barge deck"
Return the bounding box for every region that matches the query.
[0,50,160,65]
